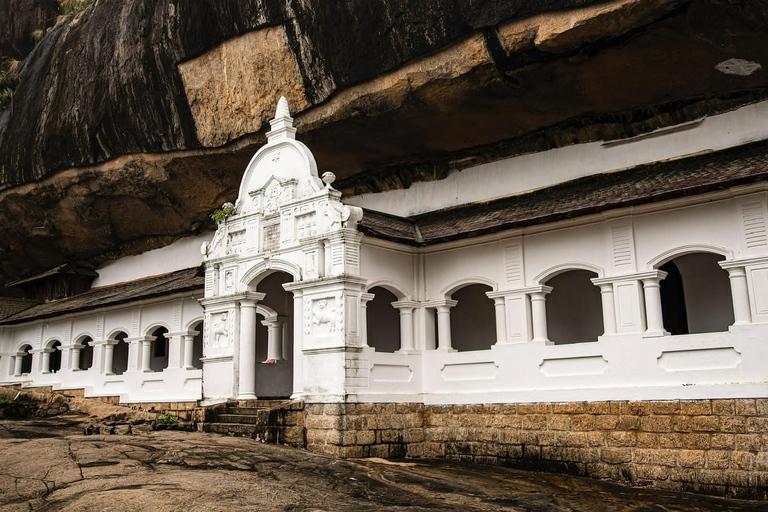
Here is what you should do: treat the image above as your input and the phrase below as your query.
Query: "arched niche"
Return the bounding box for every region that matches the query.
[658,252,734,335]
[448,283,496,352]
[544,269,602,344]
[367,286,401,353]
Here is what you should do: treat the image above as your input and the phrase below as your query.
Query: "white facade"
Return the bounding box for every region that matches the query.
[0,293,204,402]
[1,98,767,406]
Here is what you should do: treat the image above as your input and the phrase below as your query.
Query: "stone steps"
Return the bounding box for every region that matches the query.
[204,422,263,436]
[202,399,303,443]
[228,407,272,416]
[215,413,270,424]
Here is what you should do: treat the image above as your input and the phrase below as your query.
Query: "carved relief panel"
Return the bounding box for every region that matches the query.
[209,311,232,349]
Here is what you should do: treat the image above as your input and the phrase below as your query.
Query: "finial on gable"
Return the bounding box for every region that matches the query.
[267,95,297,143]
[275,96,290,118]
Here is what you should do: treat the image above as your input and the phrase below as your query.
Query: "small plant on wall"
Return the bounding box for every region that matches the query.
[59,0,94,16]
[0,71,20,111]
[211,202,236,224]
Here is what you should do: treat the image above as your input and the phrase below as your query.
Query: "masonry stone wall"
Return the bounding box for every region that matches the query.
[304,399,768,500]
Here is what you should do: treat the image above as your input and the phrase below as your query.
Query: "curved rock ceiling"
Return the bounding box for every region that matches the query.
[0,0,767,293]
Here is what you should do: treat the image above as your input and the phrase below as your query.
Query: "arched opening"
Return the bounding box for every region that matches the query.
[545,270,602,344]
[660,253,733,334]
[367,286,401,353]
[191,321,204,370]
[149,327,169,372]
[450,283,495,352]
[254,271,294,398]
[48,341,62,373]
[112,332,129,375]
[78,337,94,371]
[19,345,32,375]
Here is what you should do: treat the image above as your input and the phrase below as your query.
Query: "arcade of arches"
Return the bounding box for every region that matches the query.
[360,251,739,353]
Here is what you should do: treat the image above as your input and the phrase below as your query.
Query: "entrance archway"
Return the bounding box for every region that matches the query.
[252,271,294,398]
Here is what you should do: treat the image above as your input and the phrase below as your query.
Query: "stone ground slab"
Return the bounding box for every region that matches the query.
[0,415,766,511]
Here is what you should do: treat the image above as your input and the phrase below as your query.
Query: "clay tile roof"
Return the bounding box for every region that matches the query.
[359,209,421,244]
[0,298,39,321]
[361,140,768,245]
[0,267,204,325]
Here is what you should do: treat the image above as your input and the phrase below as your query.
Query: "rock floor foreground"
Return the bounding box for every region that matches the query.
[0,415,766,511]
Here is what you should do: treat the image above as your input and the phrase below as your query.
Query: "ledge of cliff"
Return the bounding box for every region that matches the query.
[0,0,767,293]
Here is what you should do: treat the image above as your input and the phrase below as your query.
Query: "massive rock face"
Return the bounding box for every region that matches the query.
[0,0,767,293]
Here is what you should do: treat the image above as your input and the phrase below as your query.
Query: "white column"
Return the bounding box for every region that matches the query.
[141,338,153,372]
[41,349,52,374]
[238,299,258,400]
[125,337,143,371]
[723,265,752,326]
[291,290,304,399]
[488,295,508,345]
[435,301,457,351]
[641,271,668,336]
[71,345,82,371]
[394,305,415,353]
[183,333,197,369]
[59,346,73,371]
[104,341,116,375]
[13,353,23,376]
[597,283,617,336]
[263,318,285,361]
[167,334,183,369]
[529,286,552,343]
[359,293,375,348]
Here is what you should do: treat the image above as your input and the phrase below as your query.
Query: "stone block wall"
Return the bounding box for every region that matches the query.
[305,403,424,458]
[303,399,768,500]
[129,401,202,422]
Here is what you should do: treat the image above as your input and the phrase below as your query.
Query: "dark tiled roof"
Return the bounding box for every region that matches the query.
[0,267,204,325]
[6,263,98,288]
[359,210,421,244]
[0,298,39,320]
[361,141,768,245]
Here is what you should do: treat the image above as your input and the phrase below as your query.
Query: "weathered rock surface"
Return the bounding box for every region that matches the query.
[0,415,764,511]
[0,0,58,63]
[0,0,767,290]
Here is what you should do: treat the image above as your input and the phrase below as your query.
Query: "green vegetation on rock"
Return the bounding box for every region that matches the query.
[59,0,93,16]
[0,71,20,111]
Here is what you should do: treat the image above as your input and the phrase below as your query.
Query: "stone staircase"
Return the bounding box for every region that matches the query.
[202,399,305,446]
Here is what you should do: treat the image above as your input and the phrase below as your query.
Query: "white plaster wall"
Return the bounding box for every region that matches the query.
[346,100,768,217]
[348,189,768,403]
[424,241,503,298]
[633,200,741,268]
[360,244,415,298]
[523,223,608,284]
[0,295,204,402]
[92,233,213,287]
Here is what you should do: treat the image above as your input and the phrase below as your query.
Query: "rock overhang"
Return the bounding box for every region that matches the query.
[0,0,767,292]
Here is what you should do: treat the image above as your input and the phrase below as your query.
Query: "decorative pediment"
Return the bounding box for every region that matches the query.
[236,97,322,215]
[249,176,296,216]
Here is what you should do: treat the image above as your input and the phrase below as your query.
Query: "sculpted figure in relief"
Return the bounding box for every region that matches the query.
[312,299,336,336]
[212,312,229,347]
